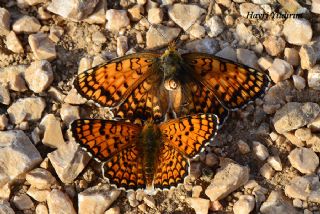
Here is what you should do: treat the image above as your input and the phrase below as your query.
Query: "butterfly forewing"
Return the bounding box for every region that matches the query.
[182,53,270,110]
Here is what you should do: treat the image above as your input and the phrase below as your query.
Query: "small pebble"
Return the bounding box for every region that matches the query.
[5,31,24,53]
[300,45,317,69]
[263,36,285,56]
[233,195,255,214]
[28,33,57,61]
[295,128,312,141]
[267,156,282,171]
[13,15,41,34]
[25,60,53,93]
[237,140,251,154]
[148,8,163,24]
[106,9,130,32]
[284,48,300,66]
[292,75,306,90]
[268,58,293,83]
[283,18,312,45]
[257,57,272,71]
[252,141,269,161]
[288,147,319,174]
[260,163,275,179]
[308,65,320,90]
[13,194,34,210]
[116,36,128,57]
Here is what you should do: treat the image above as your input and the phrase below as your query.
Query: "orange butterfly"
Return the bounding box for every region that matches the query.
[74,43,270,125]
[71,114,219,191]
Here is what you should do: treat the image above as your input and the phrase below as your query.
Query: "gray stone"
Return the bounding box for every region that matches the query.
[106,9,130,32]
[60,103,80,126]
[185,38,219,54]
[83,0,107,24]
[268,58,293,83]
[215,46,237,62]
[205,16,224,37]
[28,33,57,61]
[116,36,128,57]
[13,194,34,210]
[260,190,299,214]
[292,75,306,90]
[189,23,206,39]
[283,19,312,45]
[284,48,300,66]
[25,60,53,93]
[12,15,41,34]
[288,148,319,174]
[235,23,255,45]
[146,24,180,49]
[0,202,14,214]
[47,189,76,214]
[237,48,258,69]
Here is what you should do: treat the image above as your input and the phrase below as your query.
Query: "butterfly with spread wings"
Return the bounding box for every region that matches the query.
[71,114,219,191]
[74,43,270,125]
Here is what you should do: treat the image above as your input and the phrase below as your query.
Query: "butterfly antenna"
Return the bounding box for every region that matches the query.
[140,13,169,43]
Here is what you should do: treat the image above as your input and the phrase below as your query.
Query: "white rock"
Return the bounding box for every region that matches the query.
[312,0,320,14]
[189,23,206,39]
[300,45,317,69]
[233,195,255,214]
[168,4,205,31]
[0,84,10,105]
[0,8,10,36]
[48,141,90,183]
[26,168,56,190]
[146,24,180,49]
[0,114,8,131]
[116,36,128,57]
[205,162,249,201]
[267,156,282,171]
[239,3,263,17]
[288,147,319,174]
[308,65,320,90]
[0,130,42,187]
[78,185,121,214]
[263,36,285,56]
[187,197,210,214]
[283,19,312,45]
[106,9,130,32]
[78,57,92,74]
[25,60,53,93]
[5,31,24,53]
[13,194,34,210]
[0,65,28,92]
[252,141,269,161]
[64,88,87,105]
[268,58,293,83]
[235,23,255,45]
[7,97,46,124]
[292,75,306,90]
[47,189,76,214]
[260,163,274,179]
[205,16,224,37]
[40,114,65,148]
[29,33,56,61]
[60,103,80,126]
[148,8,163,24]
[284,48,300,66]
[35,204,48,214]
[12,15,41,34]
[257,57,272,71]
[236,48,258,69]
[260,190,299,214]
[47,0,99,21]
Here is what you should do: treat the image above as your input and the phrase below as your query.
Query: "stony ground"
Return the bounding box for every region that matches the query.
[1,0,320,214]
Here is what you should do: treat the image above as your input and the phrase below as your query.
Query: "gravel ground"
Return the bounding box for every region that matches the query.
[1,0,320,214]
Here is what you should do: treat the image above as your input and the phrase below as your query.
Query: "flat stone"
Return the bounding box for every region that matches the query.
[105,9,130,32]
[47,0,99,21]
[187,197,210,214]
[268,58,293,83]
[185,38,219,54]
[267,156,282,171]
[284,48,300,66]
[12,15,41,34]
[7,97,46,124]
[28,33,57,61]
[13,194,34,210]
[60,103,80,126]
[0,115,8,131]
[0,84,10,105]
[215,46,237,62]
[240,3,263,17]
[288,148,319,174]
[205,162,249,201]
[273,102,320,134]
[236,48,258,69]
[40,114,65,148]
[47,189,76,214]
[300,45,317,69]
[5,31,24,53]
[0,8,10,36]
[116,36,128,57]
[233,195,255,214]
[48,141,90,183]
[205,16,224,37]
[292,75,306,90]
[285,174,320,203]
[168,4,205,31]
[308,65,320,90]
[27,186,50,202]
[78,185,121,214]
[25,60,53,93]
[26,168,56,190]
[283,19,312,45]
[263,36,285,56]
[148,8,163,24]
[260,190,299,214]
[0,130,42,187]
[146,24,180,49]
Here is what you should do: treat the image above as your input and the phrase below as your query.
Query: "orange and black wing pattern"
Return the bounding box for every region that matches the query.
[159,114,219,158]
[153,143,189,189]
[74,53,160,108]
[182,53,270,110]
[70,119,141,162]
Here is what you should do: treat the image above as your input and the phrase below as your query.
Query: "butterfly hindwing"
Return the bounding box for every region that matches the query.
[182,53,270,110]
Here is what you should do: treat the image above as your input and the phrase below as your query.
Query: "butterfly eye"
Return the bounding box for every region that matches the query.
[164,79,178,91]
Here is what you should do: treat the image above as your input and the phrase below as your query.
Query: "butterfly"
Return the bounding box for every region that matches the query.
[71,113,219,191]
[74,42,270,125]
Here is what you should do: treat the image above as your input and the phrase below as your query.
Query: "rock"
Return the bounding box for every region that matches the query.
[35,204,48,214]
[295,128,312,141]
[12,15,41,34]
[48,141,90,183]
[308,114,320,132]
[127,192,139,207]
[47,0,99,21]
[64,88,87,105]
[0,65,28,92]
[205,162,249,201]
[236,48,258,69]
[267,156,282,171]
[0,115,8,130]
[192,185,203,198]
[29,33,56,61]
[128,5,144,22]
[106,9,130,32]
[260,190,298,214]
[273,102,320,134]
[13,194,34,210]
[300,45,317,69]
[283,131,305,147]
[283,19,312,45]
[252,141,269,161]
[205,152,218,167]
[288,148,319,174]
[189,23,206,39]
[0,8,10,36]
[292,75,306,90]
[185,38,219,54]
[312,0,320,14]
[205,16,224,37]
[25,60,53,93]
[60,103,80,126]
[143,195,156,209]
[5,31,24,53]
[92,31,106,44]
[7,97,46,124]
[308,65,320,90]
[260,163,274,179]
[148,8,163,24]
[268,58,293,83]
[235,23,255,45]
[233,195,255,214]
[0,202,14,214]
[83,0,107,24]
[0,84,10,105]
[78,185,121,214]
[104,207,120,214]
[257,57,272,71]
[47,189,76,214]
[146,24,180,49]
[0,130,42,186]
[187,198,210,214]
[239,3,263,17]
[40,114,65,148]
[78,57,92,74]
[168,4,205,31]
[284,48,300,66]
[263,36,285,56]
[116,36,128,57]
[27,186,50,202]
[285,174,320,203]
[49,25,64,43]
[307,134,320,152]
[237,140,251,154]
[26,168,56,190]
[216,46,237,62]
